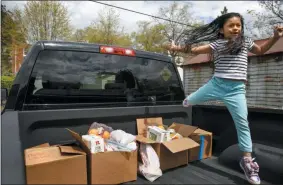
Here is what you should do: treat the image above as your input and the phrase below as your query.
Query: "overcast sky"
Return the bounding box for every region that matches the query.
[2,1,264,33]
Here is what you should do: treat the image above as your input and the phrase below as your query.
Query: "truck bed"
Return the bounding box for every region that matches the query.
[127,156,270,185]
[2,105,281,184]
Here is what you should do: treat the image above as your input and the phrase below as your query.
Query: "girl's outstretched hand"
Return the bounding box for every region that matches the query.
[274,25,283,38]
[164,40,180,51]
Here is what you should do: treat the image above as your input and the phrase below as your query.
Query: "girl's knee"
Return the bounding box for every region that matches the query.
[183,99,192,107]
[184,94,198,106]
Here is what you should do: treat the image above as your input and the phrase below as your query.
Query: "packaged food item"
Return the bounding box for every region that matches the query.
[167,129,175,134]
[106,140,134,152]
[170,133,183,140]
[147,126,170,143]
[86,122,137,152]
[88,122,114,133]
[82,135,105,153]
[88,122,113,139]
[88,128,111,139]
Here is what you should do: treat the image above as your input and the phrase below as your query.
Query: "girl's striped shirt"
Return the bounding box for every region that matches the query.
[209,37,254,81]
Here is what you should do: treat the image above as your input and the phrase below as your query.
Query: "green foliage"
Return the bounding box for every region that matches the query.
[1,75,15,90]
[1,5,26,75]
[71,7,132,47]
[131,21,166,52]
[153,2,202,64]
[23,1,72,42]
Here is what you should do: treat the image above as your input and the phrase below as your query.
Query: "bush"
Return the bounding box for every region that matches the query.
[1,75,15,90]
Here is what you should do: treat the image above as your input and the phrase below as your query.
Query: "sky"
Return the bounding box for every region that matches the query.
[2,1,265,33]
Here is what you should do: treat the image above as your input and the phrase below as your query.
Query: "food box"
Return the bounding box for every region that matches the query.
[136,117,199,171]
[25,143,87,184]
[67,129,137,184]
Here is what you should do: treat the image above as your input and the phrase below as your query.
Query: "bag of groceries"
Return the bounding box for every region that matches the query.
[138,143,162,182]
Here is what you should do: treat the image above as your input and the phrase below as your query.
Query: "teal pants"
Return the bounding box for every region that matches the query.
[184,76,252,153]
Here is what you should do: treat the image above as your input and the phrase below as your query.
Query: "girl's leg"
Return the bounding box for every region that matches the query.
[223,93,252,152]
[223,90,260,185]
[183,77,220,106]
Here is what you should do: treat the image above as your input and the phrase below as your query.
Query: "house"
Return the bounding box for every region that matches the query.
[181,37,283,110]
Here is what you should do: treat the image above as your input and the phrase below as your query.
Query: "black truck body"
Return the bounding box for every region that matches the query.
[1,41,283,184]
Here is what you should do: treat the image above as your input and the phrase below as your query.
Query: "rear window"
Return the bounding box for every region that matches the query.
[25,50,184,108]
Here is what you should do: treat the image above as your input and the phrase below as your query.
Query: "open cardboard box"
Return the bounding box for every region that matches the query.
[25,143,87,184]
[67,129,137,185]
[136,117,200,171]
[187,128,213,162]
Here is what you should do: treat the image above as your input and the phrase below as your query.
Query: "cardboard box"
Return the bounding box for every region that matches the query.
[67,129,137,184]
[25,143,87,184]
[188,128,213,162]
[136,118,200,171]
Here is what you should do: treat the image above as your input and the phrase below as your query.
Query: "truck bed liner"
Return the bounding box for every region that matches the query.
[126,157,270,184]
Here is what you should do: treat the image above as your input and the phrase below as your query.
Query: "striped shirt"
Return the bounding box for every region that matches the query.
[209,37,254,81]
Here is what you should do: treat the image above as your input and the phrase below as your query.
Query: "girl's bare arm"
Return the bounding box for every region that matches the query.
[250,36,280,55]
[250,25,283,55]
[172,44,212,55]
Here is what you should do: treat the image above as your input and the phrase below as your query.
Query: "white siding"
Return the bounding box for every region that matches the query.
[246,53,283,109]
[184,64,213,95]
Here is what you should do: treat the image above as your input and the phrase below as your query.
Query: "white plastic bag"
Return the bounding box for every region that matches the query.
[110,130,136,145]
[127,142,137,151]
[138,144,162,182]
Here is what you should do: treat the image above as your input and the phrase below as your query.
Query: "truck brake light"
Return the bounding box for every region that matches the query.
[100,46,135,56]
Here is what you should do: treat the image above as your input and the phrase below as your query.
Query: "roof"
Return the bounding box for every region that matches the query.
[37,40,172,63]
[182,37,283,66]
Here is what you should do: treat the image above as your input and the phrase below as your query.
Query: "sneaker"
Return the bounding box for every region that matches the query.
[240,157,261,185]
[182,99,190,107]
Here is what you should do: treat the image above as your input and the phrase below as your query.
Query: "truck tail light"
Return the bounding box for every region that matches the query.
[100,46,136,56]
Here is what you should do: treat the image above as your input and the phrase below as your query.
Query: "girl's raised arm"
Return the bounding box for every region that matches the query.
[165,41,212,55]
[250,25,283,55]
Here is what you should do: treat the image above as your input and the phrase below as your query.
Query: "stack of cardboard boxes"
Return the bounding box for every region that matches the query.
[24,117,212,184]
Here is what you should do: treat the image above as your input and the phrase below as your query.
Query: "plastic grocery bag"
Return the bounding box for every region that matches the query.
[88,122,114,133]
[110,130,136,145]
[138,143,162,182]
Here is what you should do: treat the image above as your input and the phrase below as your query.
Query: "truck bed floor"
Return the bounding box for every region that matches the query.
[125,156,270,184]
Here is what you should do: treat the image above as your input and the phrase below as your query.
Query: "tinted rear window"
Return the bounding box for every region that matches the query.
[25,50,184,108]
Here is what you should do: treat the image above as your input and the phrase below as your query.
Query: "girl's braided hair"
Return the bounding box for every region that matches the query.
[183,12,246,55]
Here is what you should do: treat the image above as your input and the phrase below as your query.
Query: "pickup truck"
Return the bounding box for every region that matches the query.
[2,41,283,184]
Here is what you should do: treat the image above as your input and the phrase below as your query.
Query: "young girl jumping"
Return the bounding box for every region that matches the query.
[167,12,283,185]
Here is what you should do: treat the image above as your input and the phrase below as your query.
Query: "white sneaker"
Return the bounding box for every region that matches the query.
[240,157,261,185]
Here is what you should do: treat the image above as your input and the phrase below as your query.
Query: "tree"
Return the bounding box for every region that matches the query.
[131,21,166,53]
[79,7,132,47]
[1,4,13,75]
[71,29,87,42]
[22,1,72,43]
[1,5,26,75]
[221,6,228,15]
[92,7,121,45]
[247,1,283,39]
[153,2,201,65]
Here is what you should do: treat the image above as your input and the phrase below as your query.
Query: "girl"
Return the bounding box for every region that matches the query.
[167,12,283,185]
